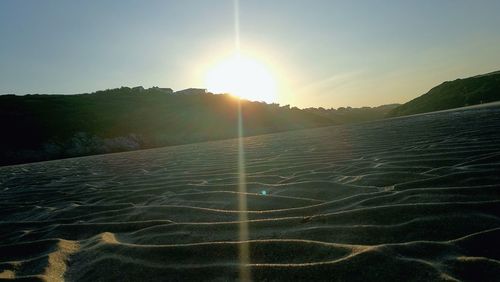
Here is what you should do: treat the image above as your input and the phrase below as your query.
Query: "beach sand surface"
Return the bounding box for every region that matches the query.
[1,105,500,281]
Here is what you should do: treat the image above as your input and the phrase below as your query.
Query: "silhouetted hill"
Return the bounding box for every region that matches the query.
[388,70,500,117]
[305,104,400,123]
[0,87,336,166]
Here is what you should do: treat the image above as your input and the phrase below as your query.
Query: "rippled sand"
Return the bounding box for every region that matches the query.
[1,106,500,281]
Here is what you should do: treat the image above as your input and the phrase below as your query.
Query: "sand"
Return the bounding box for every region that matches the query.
[1,105,499,281]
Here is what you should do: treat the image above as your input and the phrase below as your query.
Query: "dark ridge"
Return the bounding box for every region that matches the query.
[0,87,333,166]
[387,70,500,117]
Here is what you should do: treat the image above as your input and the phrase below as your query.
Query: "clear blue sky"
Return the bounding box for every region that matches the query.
[1,0,499,107]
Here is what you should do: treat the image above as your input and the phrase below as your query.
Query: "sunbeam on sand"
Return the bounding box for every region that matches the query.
[237,99,251,281]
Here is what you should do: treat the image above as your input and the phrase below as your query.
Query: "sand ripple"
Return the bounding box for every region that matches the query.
[1,106,500,281]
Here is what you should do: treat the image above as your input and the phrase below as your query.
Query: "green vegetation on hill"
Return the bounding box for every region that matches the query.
[0,87,405,166]
[305,104,399,123]
[388,70,500,117]
[0,87,335,165]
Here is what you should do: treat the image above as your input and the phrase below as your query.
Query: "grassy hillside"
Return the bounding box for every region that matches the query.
[305,104,400,123]
[388,70,500,117]
[1,88,338,165]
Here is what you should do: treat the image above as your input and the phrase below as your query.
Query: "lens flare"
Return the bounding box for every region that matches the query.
[237,100,251,281]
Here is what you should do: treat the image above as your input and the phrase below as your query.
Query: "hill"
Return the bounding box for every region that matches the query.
[0,87,336,166]
[305,104,400,123]
[388,70,500,117]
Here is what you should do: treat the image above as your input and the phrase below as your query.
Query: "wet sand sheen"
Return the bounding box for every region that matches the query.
[1,105,500,281]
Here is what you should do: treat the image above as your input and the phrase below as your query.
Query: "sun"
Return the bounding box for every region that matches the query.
[204,54,277,103]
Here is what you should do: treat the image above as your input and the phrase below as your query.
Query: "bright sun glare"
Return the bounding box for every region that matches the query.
[205,54,277,103]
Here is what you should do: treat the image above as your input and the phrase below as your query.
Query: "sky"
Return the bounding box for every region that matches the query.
[1,0,500,108]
